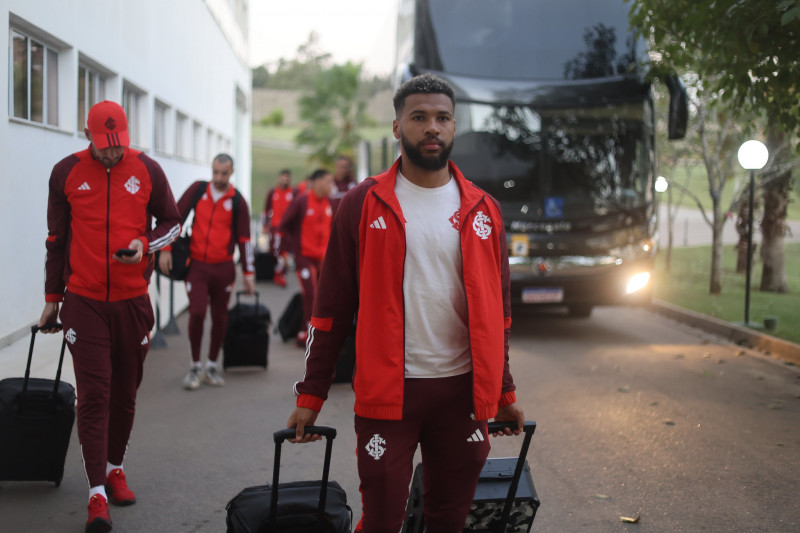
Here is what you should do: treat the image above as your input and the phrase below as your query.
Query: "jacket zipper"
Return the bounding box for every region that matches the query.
[203,194,217,262]
[106,169,111,302]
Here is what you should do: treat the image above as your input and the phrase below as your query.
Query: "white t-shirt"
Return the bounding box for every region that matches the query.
[209,185,226,203]
[395,171,471,378]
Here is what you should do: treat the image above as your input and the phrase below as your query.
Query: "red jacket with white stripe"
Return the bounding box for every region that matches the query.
[263,185,294,230]
[279,191,333,262]
[175,181,254,274]
[45,146,181,303]
[294,158,516,421]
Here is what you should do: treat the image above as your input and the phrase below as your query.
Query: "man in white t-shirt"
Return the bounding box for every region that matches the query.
[286,73,525,532]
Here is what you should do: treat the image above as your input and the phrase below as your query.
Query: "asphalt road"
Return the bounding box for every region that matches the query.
[1,277,798,532]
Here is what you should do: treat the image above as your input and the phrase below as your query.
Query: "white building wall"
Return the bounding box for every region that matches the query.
[0,0,252,346]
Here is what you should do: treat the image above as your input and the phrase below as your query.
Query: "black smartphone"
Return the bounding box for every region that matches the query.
[116,248,138,257]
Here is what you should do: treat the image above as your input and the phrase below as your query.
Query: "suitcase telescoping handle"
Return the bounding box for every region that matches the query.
[270,426,338,528]
[21,323,68,413]
[234,290,260,313]
[486,420,537,531]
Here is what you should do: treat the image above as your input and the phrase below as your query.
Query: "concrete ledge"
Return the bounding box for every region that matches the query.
[650,299,800,366]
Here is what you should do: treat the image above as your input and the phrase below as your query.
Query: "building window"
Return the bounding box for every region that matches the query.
[77,64,106,131]
[206,128,215,162]
[154,101,170,153]
[10,28,59,125]
[175,112,189,159]
[193,121,203,162]
[122,83,144,146]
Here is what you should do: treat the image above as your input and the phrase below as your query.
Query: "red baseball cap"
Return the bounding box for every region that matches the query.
[87,100,130,149]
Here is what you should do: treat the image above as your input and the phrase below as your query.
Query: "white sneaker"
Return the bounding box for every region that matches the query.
[203,366,225,387]
[183,367,201,390]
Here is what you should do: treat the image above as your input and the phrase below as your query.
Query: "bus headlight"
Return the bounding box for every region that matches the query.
[626,272,651,294]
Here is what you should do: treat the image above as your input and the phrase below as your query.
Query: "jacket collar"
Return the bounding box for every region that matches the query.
[206,182,236,200]
[85,144,131,168]
[372,157,486,213]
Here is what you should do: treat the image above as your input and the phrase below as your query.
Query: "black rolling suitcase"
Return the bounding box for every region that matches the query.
[276,292,304,342]
[403,421,539,533]
[0,324,76,486]
[255,251,276,281]
[225,426,352,532]
[223,291,271,370]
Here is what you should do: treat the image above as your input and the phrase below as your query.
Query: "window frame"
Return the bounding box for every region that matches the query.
[122,81,146,148]
[153,100,171,154]
[193,120,203,163]
[76,58,109,132]
[9,27,60,126]
[175,111,190,160]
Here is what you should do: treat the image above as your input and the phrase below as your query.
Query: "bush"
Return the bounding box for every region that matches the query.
[260,109,284,127]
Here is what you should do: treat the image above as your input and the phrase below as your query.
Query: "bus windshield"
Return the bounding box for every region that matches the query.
[418,0,644,80]
[452,100,652,219]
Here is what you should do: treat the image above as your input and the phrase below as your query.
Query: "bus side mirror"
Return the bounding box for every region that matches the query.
[665,75,688,140]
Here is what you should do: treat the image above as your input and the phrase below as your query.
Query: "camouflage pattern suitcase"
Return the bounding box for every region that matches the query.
[402,421,539,532]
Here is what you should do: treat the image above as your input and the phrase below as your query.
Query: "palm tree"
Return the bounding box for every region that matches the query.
[295,62,375,166]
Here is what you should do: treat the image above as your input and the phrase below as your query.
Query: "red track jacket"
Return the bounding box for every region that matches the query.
[279,191,333,262]
[263,185,294,230]
[294,159,516,421]
[175,181,254,274]
[45,146,181,303]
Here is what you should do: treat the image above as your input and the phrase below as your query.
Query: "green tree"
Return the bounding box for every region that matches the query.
[265,32,331,90]
[358,73,392,99]
[252,65,269,89]
[629,0,799,294]
[295,61,375,166]
[653,72,746,292]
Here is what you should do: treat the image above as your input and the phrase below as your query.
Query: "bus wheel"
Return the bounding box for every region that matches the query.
[568,304,593,318]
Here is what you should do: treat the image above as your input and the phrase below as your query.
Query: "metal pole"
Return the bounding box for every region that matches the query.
[151,270,168,348]
[162,278,180,335]
[744,170,754,326]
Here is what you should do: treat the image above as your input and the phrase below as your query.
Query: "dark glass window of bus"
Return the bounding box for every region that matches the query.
[419,0,642,80]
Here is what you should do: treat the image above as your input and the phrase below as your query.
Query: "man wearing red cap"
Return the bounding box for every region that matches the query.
[38,100,181,533]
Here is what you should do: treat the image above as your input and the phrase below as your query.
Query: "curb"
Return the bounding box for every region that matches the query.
[650,299,800,366]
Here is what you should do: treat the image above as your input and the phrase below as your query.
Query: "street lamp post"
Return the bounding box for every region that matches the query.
[736,140,769,327]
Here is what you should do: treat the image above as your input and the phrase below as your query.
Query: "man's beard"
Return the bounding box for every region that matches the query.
[401,135,453,171]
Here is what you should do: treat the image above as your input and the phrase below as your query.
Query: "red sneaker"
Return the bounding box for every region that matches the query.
[85,494,112,533]
[105,468,136,506]
[274,272,287,288]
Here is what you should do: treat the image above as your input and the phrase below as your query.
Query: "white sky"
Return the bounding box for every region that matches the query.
[248,0,399,76]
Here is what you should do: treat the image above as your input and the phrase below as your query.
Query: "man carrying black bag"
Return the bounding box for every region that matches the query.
[158,154,255,391]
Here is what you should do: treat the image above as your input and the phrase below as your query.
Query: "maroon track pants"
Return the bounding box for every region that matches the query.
[185,260,236,362]
[268,229,287,275]
[60,291,154,488]
[354,373,490,533]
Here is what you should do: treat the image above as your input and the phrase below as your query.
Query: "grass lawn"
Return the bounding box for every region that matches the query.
[251,124,395,205]
[654,243,800,345]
